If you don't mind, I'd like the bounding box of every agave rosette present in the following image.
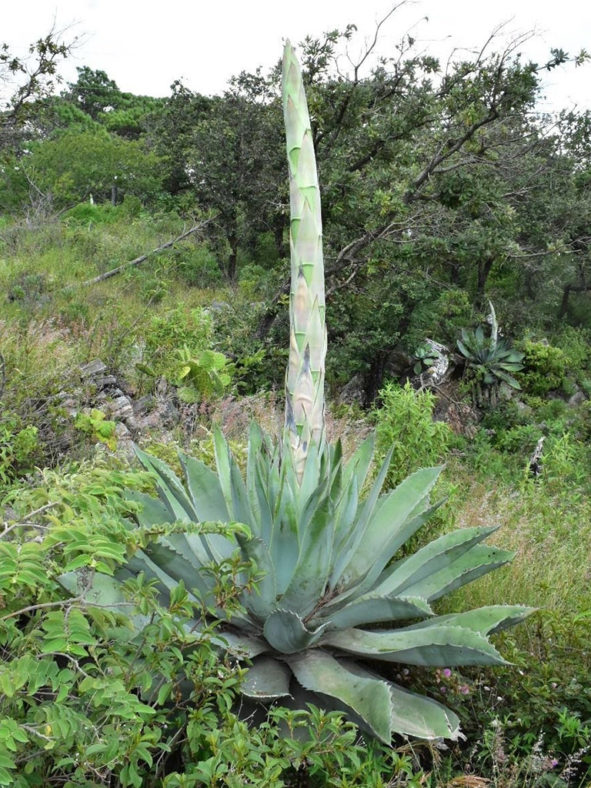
[59,43,532,744]
[61,426,531,742]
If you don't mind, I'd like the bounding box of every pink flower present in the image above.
[442,668,452,678]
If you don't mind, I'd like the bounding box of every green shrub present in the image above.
[176,243,224,288]
[374,381,451,490]
[0,459,410,787]
[521,340,568,395]
[140,305,213,382]
[0,412,39,487]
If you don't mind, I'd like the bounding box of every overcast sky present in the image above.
[4,0,590,112]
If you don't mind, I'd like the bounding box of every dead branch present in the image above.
[64,218,213,289]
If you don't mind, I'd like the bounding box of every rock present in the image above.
[79,359,107,379]
[134,395,155,416]
[93,375,118,389]
[108,395,134,421]
[338,374,365,406]
[568,390,587,407]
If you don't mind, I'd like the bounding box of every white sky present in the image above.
[3,0,590,112]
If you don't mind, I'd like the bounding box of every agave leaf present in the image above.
[246,423,273,542]
[402,544,515,601]
[328,446,394,590]
[389,679,460,739]
[269,447,300,593]
[263,609,327,654]
[178,451,229,522]
[218,630,269,659]
[369,525,498,599]
[322,624,507,666]
[126,490,171,528]
[241,656,292,700]
[319,594,433,630]
[235,534,277,620]
[135,447,195,523]
[58,570,150,632]
[406,605,535,636]
[141,538,215,603]
[342,433,375,497]
[343,660,460,740]
[337,467,443,591]
[330,474,359,561]
[212,426,252,526]
[493,369,522,389]
[456,338,473,359]
[287,650,393,743]
[352,491,445,600]
[125,548,190,598]
[279,493,335,615]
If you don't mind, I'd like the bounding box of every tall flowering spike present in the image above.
[282,41,327,482]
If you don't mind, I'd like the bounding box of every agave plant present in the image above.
[457,302,524,405]
[60,43,531,743]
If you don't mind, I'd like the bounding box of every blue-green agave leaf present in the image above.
[286,650,393,743]
[140,539,214,603]
[235,534,277,620]
[328,446,394,590]
[341,660,460,740]
[218,630,268,659]
[212,425,252,526]
[279,494,334,615]
[368,525,497,599]
[263,609,328,654]
[405,605,535,635]
[334,466,442,592]
[134,447,196,522]
[318,594,433,630]
[241,656,292,699]
[402,544,515,601]
[178,451,229,522]
[322,625,507,666]
[126,490,171,528]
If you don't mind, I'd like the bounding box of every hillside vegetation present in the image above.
[0,20,590,787]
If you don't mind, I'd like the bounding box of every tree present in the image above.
[2,128,164,210]
[0,30,74,151]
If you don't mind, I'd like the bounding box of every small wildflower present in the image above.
[442,668,452,678]
[459,685,470,695]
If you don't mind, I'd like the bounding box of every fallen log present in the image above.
[64,218,213,289]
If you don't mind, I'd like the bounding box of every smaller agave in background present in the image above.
[60,43,533,744]
[457,301,524,406]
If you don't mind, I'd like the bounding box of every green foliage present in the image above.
[175,346,232,403]
[140,305,213,381]
[175,242,224,288]
[521,340,569,395]
[0,412,39,486]
[17,129,164,207]
[374,382,451,490]
[74,408,117,451]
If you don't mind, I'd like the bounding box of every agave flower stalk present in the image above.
[283,41,327,483]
